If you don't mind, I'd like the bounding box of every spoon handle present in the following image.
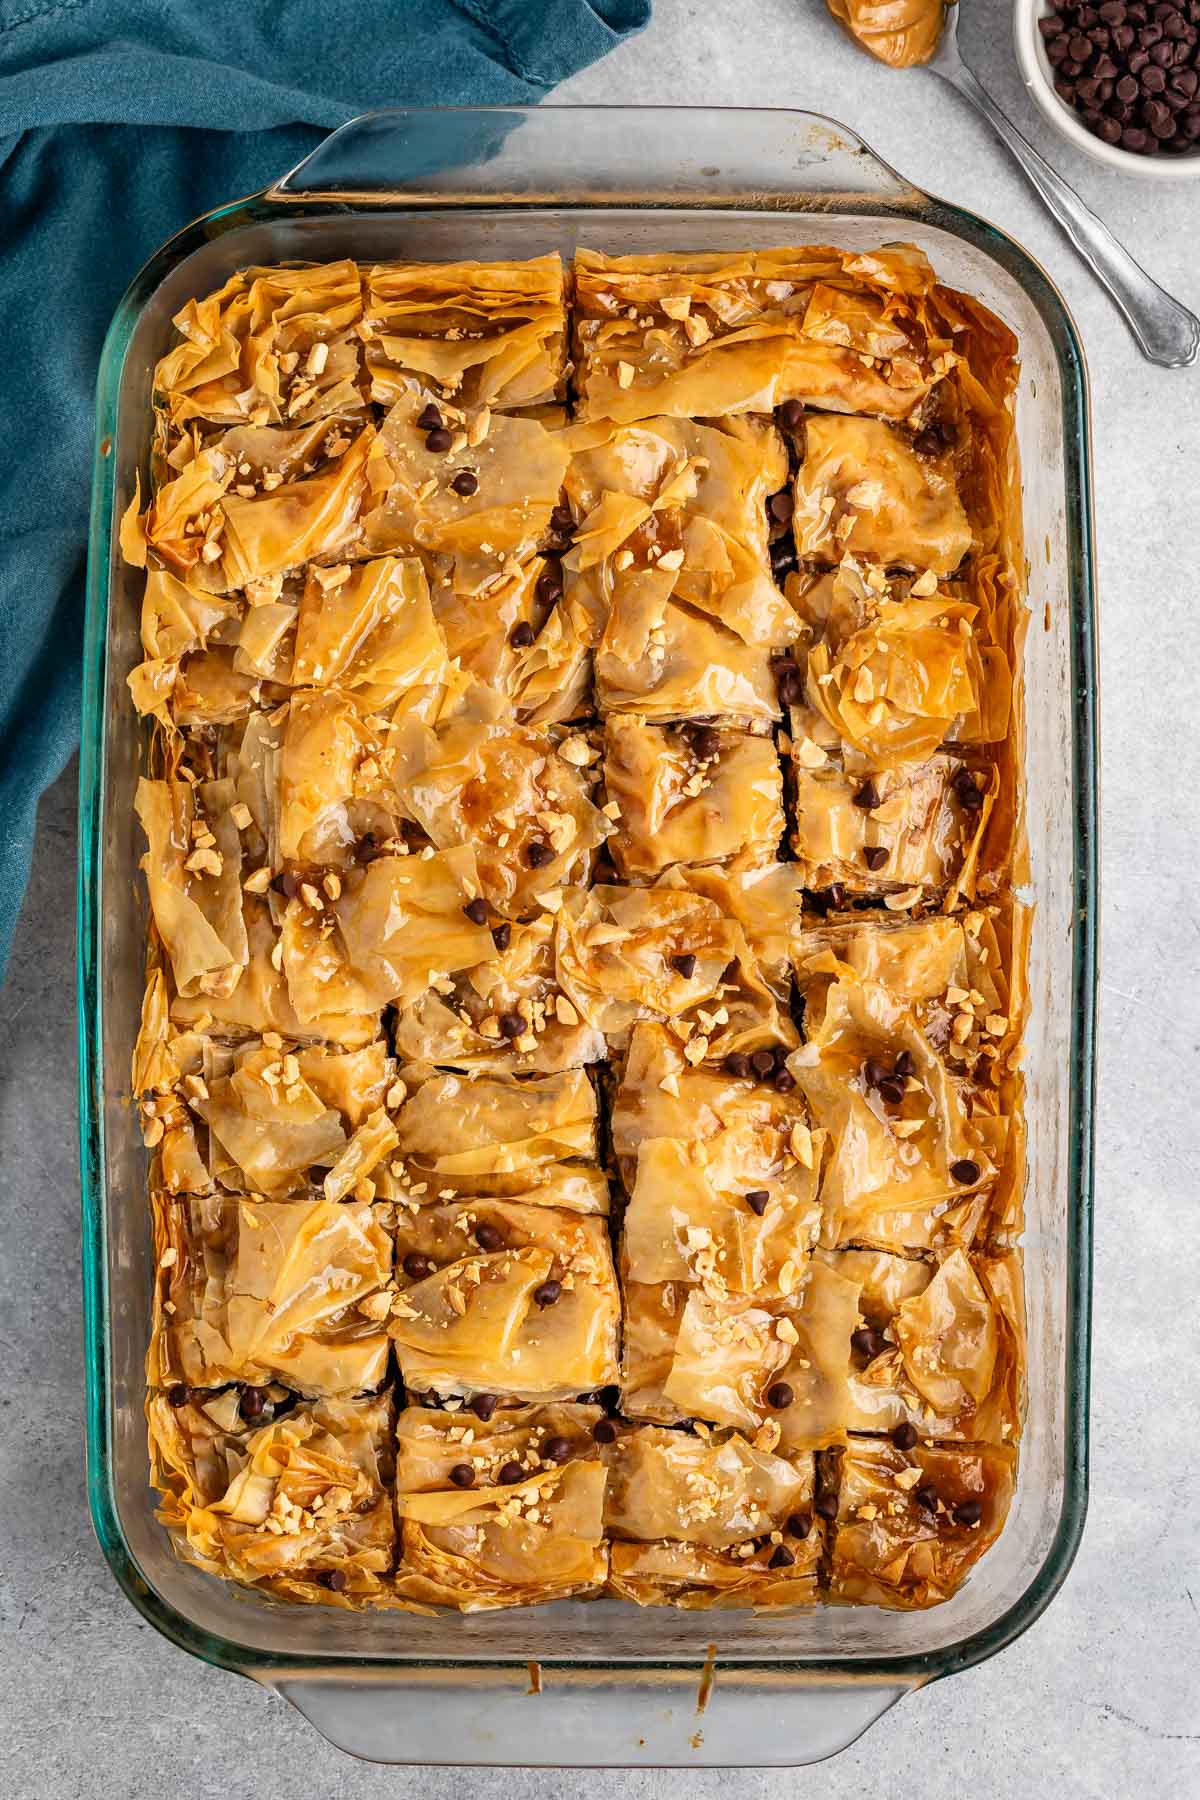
[940,57,1199,368]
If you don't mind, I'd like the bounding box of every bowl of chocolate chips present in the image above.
[1015,0,1200,173]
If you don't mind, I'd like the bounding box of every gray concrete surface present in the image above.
[2,0,1198,1793]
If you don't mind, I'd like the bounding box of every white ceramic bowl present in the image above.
[1013,0,1200,177]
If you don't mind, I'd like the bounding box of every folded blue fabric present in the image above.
[0,0,648,984]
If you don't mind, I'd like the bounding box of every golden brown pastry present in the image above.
[789,907,1026,1251]
[604,1426,820,1607]
[392,1067,603,1205]
[826,1437,1016,1607]
[619,1259,863,1450]
[563,413,795,723]
[386,693,608,920]
[389,1199,620,1403]
[573,247,947,423]
[148,1389,395,1604]
[391,912,606,1076]
[152,261,367,447]
[391,1402,607,1610]
[602,718,784,877]
[362,255,567,411]
[793,414,971,573]
[817,1245,1025,1441]
[554,877,797,1062]
[131,248,1028,1615]
[786,557,1013,766]
[148,1193,394,1396]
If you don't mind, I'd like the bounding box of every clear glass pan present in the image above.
[78,105,1097,1768]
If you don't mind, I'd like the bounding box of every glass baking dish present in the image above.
[78,105,1097,1769]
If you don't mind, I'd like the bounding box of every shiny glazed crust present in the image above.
[128,245,1028,1612]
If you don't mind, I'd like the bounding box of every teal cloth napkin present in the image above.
[0,0,648,982]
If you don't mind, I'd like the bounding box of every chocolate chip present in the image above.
[533,1279,562,1307]
[592,856,619,885]
[167,1384,191,1408]
[863,845,890,871]
[851,1327,885,1359]
[273,870,301,898]
[953,1499,984,1526]
[536,566,564,606]
[403,1252,433,1280]
[778,398,805,431]
[774,1069,796,1093]
[853,779,880,810]
[450,469,479,496]
[769,1543,796,1568]
[354,832,385,865]
[449,1463,476,1489]
[425,427,453,453]
[725,1052,752,1078]
[877,1075,906,1106]
[768,490,794,524]
[469,1394,499,1422]
[745,1189,770,1215]
[491,922,512,952]
[498,1011,525,1039]
[951,1158,980,1184]
[826,882,846,909]
[775,660,804,706]
[864,1057,890,1089]
[239,1386,268,1421]
[913,425,949,459]
[893,1050,915,1078]
[474,1222,504,1251]
[417,403,443,431]
[542,1435,572,1464]
[672,953,698,979]
[913,1483,939,1512]
[814,1492,839,1521]
[751,1049,777,1078]
[765,1380,794,1409]
[892,1421,919,1451]
[787,1512,812,1538]
[525,839,554,868]
[550,504,574,534]
[688,723,721,760]
[498,1461,525,1484]
[509,620,536,649]
[462,897,488,925]
[592,1418,618,1444]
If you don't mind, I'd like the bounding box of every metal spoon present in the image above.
[926,3,1199,367]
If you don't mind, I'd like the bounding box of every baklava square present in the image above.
[391,1402,607,1609]
[602,717,784,877]
[148,1193,394,1396]
[147,1388,395,1604]
[389,1199,620,1403]
[826,1437,1017,1609]
[604,1425,821,1608]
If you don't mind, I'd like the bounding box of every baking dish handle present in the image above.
[269,1669,919,1767]
[267,105,929,213]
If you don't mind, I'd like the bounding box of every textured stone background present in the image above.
[2,0,1198,1792]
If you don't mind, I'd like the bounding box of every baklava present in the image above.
[128,244,1028,1612]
